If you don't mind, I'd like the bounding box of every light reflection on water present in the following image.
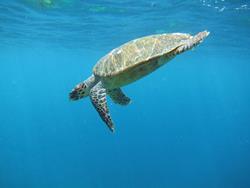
[0,0,249,50]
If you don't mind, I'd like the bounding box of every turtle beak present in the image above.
[69,89,80,101]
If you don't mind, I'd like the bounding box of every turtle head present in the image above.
[69,82,90,100]
[69,75,97,101]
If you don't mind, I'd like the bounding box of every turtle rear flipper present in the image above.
[175,31,210,54]
[108,88,131,105]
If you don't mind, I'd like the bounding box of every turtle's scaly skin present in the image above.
[93,31,209,89]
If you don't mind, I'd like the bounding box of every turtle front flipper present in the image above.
[108,88,131,105]
[90,82,115,132]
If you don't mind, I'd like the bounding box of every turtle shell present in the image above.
[93,31,209,89]
[93,33,192,77]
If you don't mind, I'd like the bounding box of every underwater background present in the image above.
[0,0,250,187]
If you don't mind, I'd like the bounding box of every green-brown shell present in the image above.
[93,33,192,77]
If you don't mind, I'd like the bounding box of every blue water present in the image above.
[1,0,250,187]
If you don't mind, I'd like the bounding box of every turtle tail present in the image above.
[175,30,210,54]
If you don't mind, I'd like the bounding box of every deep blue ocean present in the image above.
[1,0,250,188]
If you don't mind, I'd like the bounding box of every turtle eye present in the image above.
[80,91,85,96]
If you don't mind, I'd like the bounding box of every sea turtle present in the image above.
[69,31,209,132]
